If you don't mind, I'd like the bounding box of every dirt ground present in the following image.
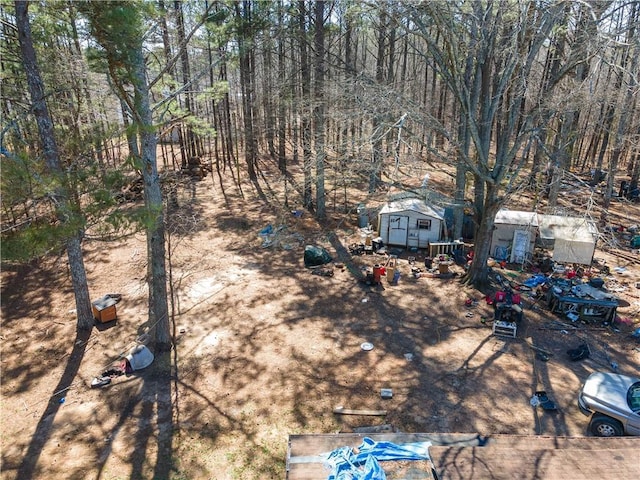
[1,163,640,479]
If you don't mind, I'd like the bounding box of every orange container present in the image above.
[92,295,118,323]
[373,265,385,283]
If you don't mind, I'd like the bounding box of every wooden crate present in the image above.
[92,295,118,323]
[492,320,517,338]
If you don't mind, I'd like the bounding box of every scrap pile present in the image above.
[258,224,305,250]
[417,254,458,278]
[544,276,619,324]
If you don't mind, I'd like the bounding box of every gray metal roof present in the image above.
[538,214,598,243]
[379,197,445,219]
[494,209,539,226]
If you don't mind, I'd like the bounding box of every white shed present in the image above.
[490,210,539,263]
[538,215,598,265]
[377,198,445,248]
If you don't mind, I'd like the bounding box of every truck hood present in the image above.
[581,372,636,413]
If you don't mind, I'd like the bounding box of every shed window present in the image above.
[417,219,431,230]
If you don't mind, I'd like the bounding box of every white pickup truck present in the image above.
[578,372,640,437]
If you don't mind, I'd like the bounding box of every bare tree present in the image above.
[602,3,639,213]
[406,1,579,286]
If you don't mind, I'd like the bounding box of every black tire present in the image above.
[494,307,509,322]
[589,414,624,437]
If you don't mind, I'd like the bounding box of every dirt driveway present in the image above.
[2,173,639,479]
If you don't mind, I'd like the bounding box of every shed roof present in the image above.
[494,209,539,226]
[430,435,640,479]
[379,197,444,219]
[286,433,640,480]
[538,215,598,243]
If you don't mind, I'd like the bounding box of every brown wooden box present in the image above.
[92,296,117,323]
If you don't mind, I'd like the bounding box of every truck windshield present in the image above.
[628,382,640,414]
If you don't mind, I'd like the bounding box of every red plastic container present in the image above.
[373,265,386,283]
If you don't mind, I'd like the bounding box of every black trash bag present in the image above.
[535,391,558,411]
[304,245,332,267]
[567,343,590,361]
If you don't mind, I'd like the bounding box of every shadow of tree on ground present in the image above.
[16,328,92,479]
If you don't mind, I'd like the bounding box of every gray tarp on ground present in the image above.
[304,245,332,267]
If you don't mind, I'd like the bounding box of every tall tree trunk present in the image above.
[133,40,171,351]
[466,186,501,287]
[547,117,571,208]
[83,2,171,350]
[174,0,198,163]
[337,10,353,210]
[299,0,313,208]
[595,105,614,171]
[216,45,235,174]
[603,6,638,214]
[235,0,258,182]
[262,27,276,159]
[369,7,386,193]
[204,0,219,177]
[15,0,93,331]
[120,97,139,161]
[277,0,287,174]
[630,130,640,186]
[69,9,107,176]
[314,1,326,219]
[385,17,397,158]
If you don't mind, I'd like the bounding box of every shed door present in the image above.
[510,230,530,263]
[388,215,409,246]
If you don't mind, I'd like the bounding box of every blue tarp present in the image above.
[259,224,273,236]
[523,274,549,288]
[325,437,432,480]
